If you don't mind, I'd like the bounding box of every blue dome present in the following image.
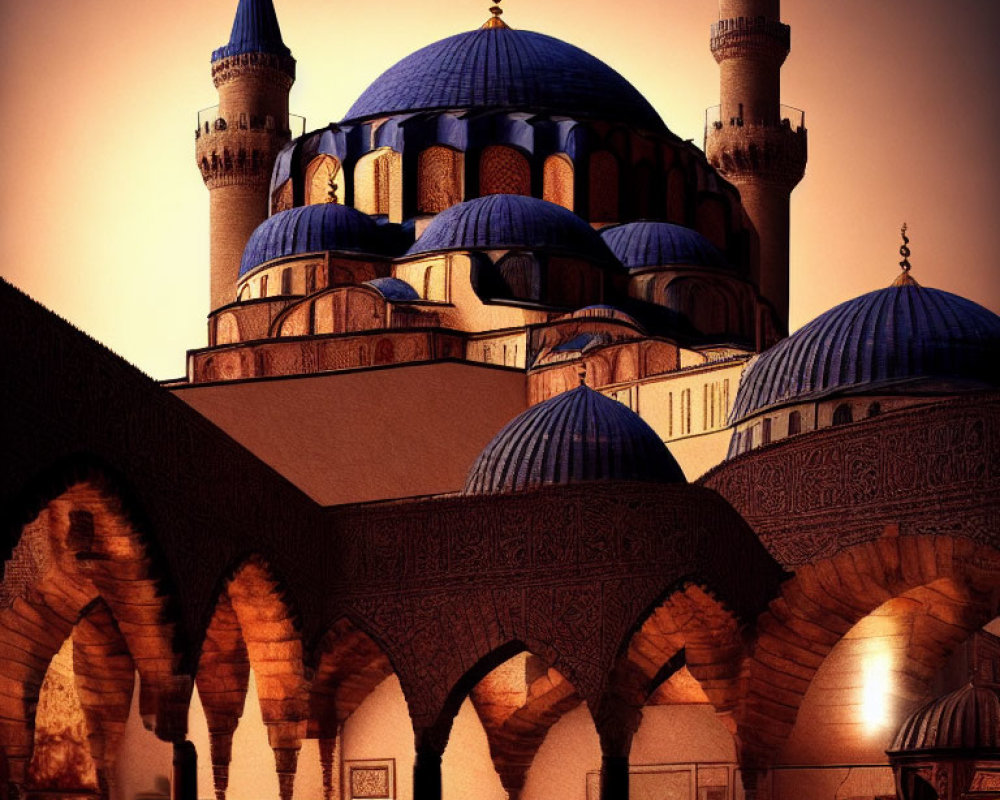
[407,194,616,262]
[731,283,1000,422]
[464,384,685,494]
[240,205,382,277]
[600,222,729,271]
[343,27,666,133]
[212,0,292,62]
[365,277,419,301]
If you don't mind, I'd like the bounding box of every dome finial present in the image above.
[482,0,509,29]
[892,222,920,287]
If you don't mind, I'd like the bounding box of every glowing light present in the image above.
[861,652,891,730]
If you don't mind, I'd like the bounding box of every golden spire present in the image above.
[892,222,920,287]
[482,0,508,29]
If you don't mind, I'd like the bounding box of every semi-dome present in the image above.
[343,26,666,133]
[407,194,616,262]
[890,683,1000,753]
[464,383,685,495]
[365,277,419,301]
[240,204,382,277]
[730,282,1000,422]
[600,222,729,271]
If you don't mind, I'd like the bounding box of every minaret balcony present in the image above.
[195,105,305,140]
[704,105,807,188]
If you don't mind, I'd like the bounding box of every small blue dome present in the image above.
[464,384,685,494]
[600,222,729,271]
[365,277,419,301]
[212,0,292,62]
[407,195,615,262]
[344,27,665,133]
[730,283,1000,422]
[240,205,381,277]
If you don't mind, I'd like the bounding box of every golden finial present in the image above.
[577,362,588,387]
[482,0,508,29]
[892,222,919,287]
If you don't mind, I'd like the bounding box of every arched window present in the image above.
[355,148,403,221]
[479,146,531,196]
[762,417,772,445]
[280,268,293,295]
[259,274,268,297]
[588,151,619,222]
[867,401,882,418]
[304,155,342,205]
[833,404,853,426]
[271,179,293,213]
[497,253,541,301]
[787,410,802,436]
[417,146,463,213]
[542,154,574,210]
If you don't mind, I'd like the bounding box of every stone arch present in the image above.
[599,583,744,759]
[425,641,585,800]
[738,537,1000,769]
[479,146,531,197]
[304,154,342,206]
[497,252,542,302]
[0,464,183,785]
[354,148,403,221]
[542,154,574,211]
[417,146,464,213]
[588,151,619,223]
[217,554,309,800]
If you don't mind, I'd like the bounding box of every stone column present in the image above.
[413,746,443,800]
[172,740,198,800]
[600,754,629,800]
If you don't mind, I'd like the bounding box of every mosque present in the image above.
[2,0,999,799]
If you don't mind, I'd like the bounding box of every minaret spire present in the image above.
[704,0,807,342]
[196,0,297,313]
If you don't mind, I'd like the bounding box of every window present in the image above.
[480,146,530,196]
[280,268,292,295]
[788,410,802,436]
[833,404,853,426]
[867,401,882,418]
[543,154,574,210]
[762,417,772,445]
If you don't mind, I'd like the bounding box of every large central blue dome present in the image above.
[343,27,666,133]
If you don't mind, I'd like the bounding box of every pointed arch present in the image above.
[0,467,183,783]
[222,554,309,800]
[304,155,343,206]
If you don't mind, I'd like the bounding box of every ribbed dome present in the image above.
[464,384,685,495]
[240,205,382,277]
[600,222,729,271]
[408,195,615,262]
[343,27,665,133]
[731,284,1000,422]
[891,683,1000,752]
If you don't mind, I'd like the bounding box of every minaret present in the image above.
[196,0,295,312]
[705,0,806,338]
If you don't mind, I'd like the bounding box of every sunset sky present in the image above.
[1,0,998,379]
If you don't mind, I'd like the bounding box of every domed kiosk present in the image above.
[464,381,685,494]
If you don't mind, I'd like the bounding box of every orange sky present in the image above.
[1,0,998,379]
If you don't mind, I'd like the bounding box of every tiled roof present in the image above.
[407,194,615,262]
[464,384,685,494]
[344,27,665,132]
[212,0,291,61]
[240,204,382,276]
[730,284,1000,422]
[600,222,729,271]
